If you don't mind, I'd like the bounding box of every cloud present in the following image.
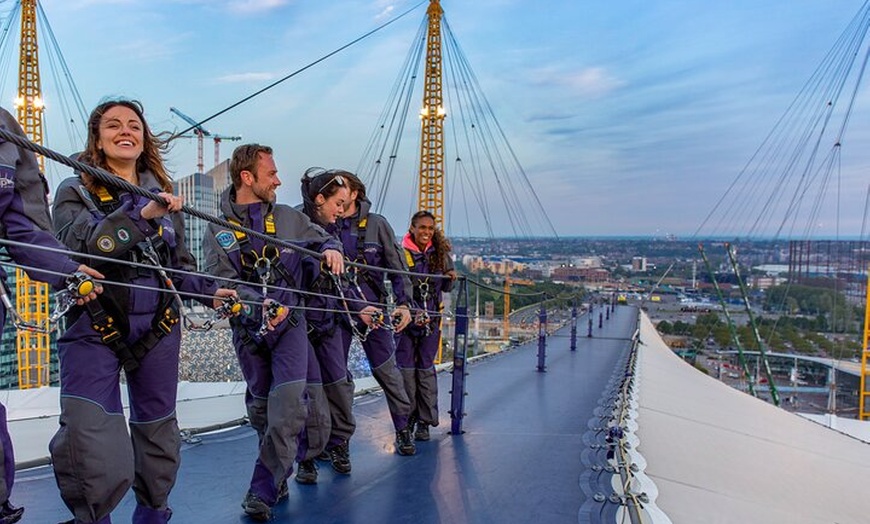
[226,0,289,14]
[214,72,278,83]
[529,66,625,98]
[374,3,395,21]
[526,112,575,123]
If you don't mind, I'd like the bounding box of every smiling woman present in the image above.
[48,99,234,524]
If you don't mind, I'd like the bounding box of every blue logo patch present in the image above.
[0,165,14,190]
[216,230,236,250]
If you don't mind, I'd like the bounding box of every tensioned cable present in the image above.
[0,127,456,284]
[168,1,427,142]
[0,236,485,319]
[0,258,390,318]
[0,237,418,314]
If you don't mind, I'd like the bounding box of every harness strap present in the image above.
[353,217,386,301]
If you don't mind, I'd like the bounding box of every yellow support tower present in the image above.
[417,0,445,228]
[859,268,870,420]
[418,1,446,363]
[13,0,52,389]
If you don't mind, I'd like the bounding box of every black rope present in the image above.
[168,1,427,140]
[0,126,453,283]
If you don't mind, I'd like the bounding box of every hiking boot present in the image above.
[295,459,318,485]
[276,479,289,503]
[395,427,416,456]
[0,502,23,524]
[328,441,352,474]
[414,422,430,441]
[316,450,331,462]
[241,491,271,522]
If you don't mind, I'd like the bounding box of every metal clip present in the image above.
[0,279,48,333]
[187,295,242,332]
[49,271,96,323]
[257,300,286,337]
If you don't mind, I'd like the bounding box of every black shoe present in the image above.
[295,459,318,485]
[395,428,416,456]
[276,479,289,503]
[414,422,430,441]
[328,441,352,474]
[315,450,331,462]
[241,491,271,522]
[0,502,23,524]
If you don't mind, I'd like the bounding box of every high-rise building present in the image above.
[173,160,230,271]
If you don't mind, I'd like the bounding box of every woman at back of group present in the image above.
[297,168,377,481]
[328,172,416,465]
[50,99,233,524]
[395,211,456,441]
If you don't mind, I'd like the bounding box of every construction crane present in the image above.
[170,107,241,173]
[12,0,51,388]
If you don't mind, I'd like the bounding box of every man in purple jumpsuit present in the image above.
[203,144,343,521]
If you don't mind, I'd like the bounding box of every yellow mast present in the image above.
[14,0,51,389]
[859,267,870,419]
[418,1,447,362]
[418,0,445,228]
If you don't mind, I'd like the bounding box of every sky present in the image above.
[1,0,869,238]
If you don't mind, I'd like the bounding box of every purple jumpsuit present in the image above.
[50,171,218,524]
[0,107,81,519]
[395,233,455,428]
[336,199,413,433]
[203,186,340,509]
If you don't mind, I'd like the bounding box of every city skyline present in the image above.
[2,0,869,238]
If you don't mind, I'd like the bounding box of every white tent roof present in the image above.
[636,312,870,523]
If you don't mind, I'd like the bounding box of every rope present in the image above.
[168,1,428,141]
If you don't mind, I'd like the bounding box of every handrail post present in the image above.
[449,277,469,434]
[536,300,547,372]
[570,301,577,351]
[587,302,594,337]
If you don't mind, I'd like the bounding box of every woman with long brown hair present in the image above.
[50,99,233,524]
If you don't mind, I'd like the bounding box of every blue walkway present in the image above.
[18,307,636,523]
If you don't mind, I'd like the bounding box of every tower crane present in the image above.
[170,107,241,173]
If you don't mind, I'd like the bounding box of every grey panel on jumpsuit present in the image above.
[130,415,181,510]
[261,381,307,484]
[49,398,134,523]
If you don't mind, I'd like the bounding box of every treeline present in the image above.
[460,278,582,315]
[656,312,859,359]
[764,284,863,333]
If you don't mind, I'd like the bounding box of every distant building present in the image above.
[551,265,609,283]
[173,161,230,271]
[571,256,603,268]
[460,255,526,275]
[631,256,647,272]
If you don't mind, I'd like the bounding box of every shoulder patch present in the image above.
[0,165,14,190]
[97,235,116,253]
[216,230,237,250]
[116,227,131,244]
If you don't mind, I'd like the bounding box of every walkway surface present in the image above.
[17,307,637,523]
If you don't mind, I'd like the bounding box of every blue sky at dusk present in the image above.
[2,0,868,238]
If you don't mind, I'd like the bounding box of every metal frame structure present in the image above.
[417,0,445,227]
[14,0,51,389]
